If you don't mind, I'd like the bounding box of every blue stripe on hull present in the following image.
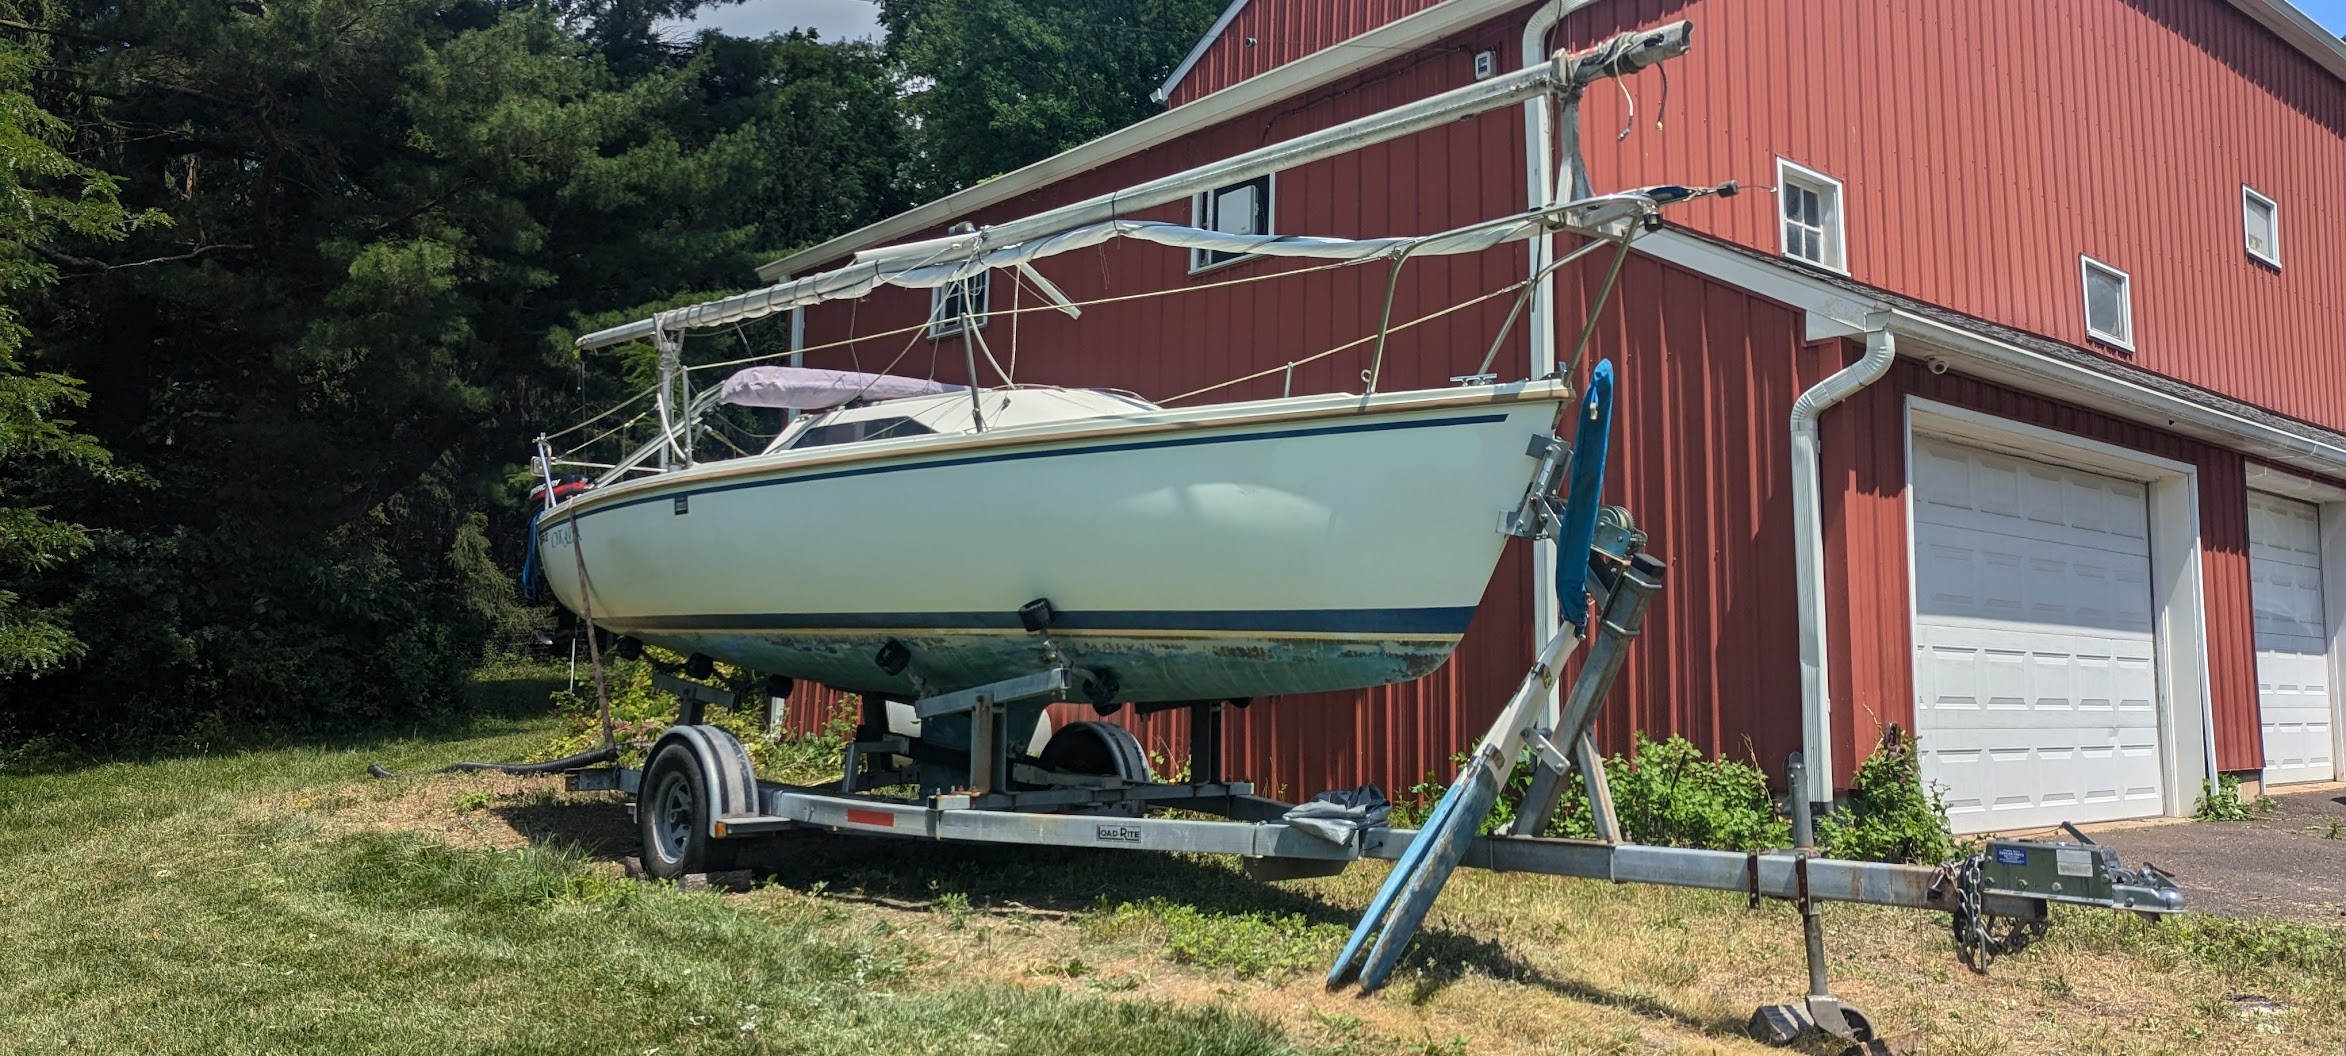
[601,606,1477,637]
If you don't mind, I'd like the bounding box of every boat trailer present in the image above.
[562,358,2183,1053]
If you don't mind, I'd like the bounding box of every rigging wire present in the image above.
[540,382,658,443]
[1159,274,1538,406]
[556,410,652,459]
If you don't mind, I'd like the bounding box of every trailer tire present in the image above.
[638,743,737,879]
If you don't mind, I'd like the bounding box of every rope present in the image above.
[561,502,619,751]
[540,383,659,443]
[557,411,650,459]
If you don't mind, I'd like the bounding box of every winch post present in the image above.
[1509,550,1663,839]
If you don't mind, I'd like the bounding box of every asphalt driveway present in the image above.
[2080,785,2346,924]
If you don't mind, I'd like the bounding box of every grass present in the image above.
[1,662,2340,1055]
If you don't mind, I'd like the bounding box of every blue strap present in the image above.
[1554,359,1616,636]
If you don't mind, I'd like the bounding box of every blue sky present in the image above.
[683,1,2346,51]
[685,0,879,41]
[2298,0,2346,33]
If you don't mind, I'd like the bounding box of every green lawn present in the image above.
[0,667,1283,1056]
[1,664,2340,1056]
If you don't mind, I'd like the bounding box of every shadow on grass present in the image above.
[1,662,572,779]
[492,794,638,861]
[491,800,1735,1012]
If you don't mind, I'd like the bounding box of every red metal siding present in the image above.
[1822,359,2266,774]
[1167,0,1450,107]
[1553,0,2346,436]
[762,0,2314,794]
[1181,0,2346,436]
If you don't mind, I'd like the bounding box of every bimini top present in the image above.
[716,366,965,411]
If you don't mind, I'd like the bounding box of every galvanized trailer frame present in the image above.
[538,20,2184,1053]
[569,639,2183,1053]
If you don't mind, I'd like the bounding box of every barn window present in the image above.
[1775,159,1845,273]
[2080,255,2134,349]
[928,272,990,339]
[1191,174,1274,272]
[2242,185,2279,267]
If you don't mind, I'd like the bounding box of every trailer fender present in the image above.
[649,725,761,836]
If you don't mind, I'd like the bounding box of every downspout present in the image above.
[1523,0,1595,728]
[1791,326,1896,806]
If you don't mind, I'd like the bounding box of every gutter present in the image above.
[1790,325,1896,806]
[2226,0,2346,85]
[1879,309,2346,476]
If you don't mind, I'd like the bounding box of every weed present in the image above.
[1817,731,1956,863]
[1405,1035,1469,1056]
[1083,897,1339,980]
[934,887,974,929]
[2192,774,2273,821]
[1308,1007,1367,1039]
[540,646,858,784]
[2324,819,2343,841]
[454,789,493,813]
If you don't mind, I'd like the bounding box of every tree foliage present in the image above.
[0,0,1214,747]
[0,25,140,677]
[879,0,1224,195]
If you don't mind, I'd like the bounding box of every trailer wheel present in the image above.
[1038,721,1152,817]
[639,743,736,878]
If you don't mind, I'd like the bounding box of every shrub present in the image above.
[1394,733,1788,852]
[539,645,855,783]
[1816,732,1955,863]
[2191,773,2272,821]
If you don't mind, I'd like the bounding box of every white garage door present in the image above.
[1911,437,2163,833]
[2249,492,2336,785]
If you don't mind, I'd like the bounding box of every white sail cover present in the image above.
[716,366,964,410]
[576,191,1666,351]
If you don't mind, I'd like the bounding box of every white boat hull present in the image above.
[537,381,1569,703]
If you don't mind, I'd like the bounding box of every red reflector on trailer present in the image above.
[845,808,895,828]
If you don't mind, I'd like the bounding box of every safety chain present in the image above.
[1941,855,2048,972]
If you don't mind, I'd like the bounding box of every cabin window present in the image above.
[2242,185,2279,267]
[790,416,934,450]
[1191,174,1274,271]
[2080,255,2134,349]
[928,273,989,339]
[1775,159,1845,273]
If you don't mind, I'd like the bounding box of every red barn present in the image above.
[757,0,2346,832]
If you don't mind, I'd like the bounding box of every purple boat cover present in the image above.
[716,366,965,410]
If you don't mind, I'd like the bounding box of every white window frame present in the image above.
[1774,158,1847,274]
[927,271,990,339]
[2242,184,2280,268]
[1189,173,1275,274]
[2079,254,2134,351]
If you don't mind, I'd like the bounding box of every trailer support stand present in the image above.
[1750,753,1876,1049]
[1190,702,1224,785]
